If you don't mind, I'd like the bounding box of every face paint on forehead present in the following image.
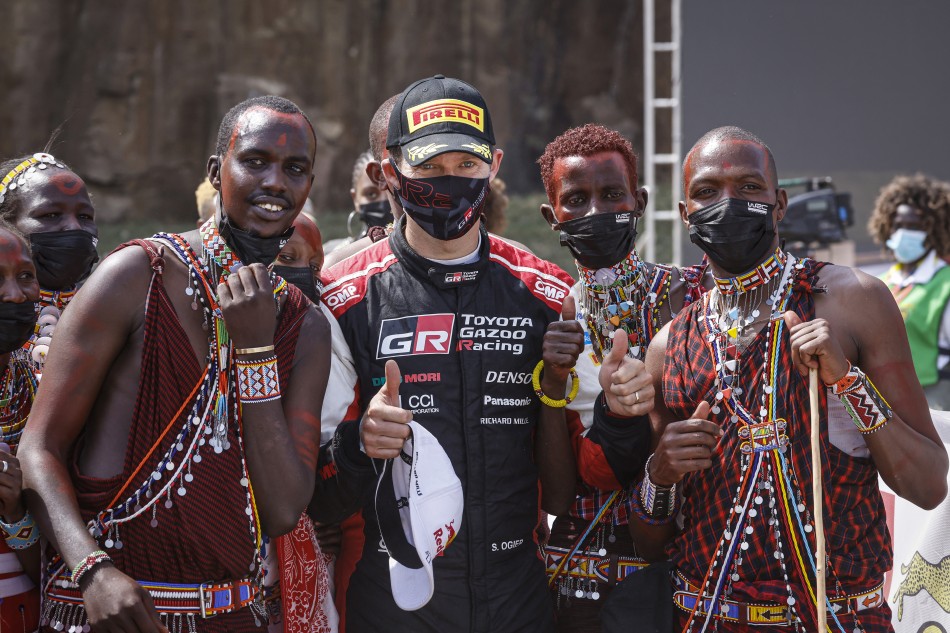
[50,172,85,196]
[0,232,30,264]
[229,107,312,153]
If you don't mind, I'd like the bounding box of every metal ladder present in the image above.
[641,0,683,266]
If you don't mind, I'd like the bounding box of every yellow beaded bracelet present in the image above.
[531,360,580,408]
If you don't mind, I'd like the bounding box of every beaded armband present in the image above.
[0,511,39,550]
[531,361,580,408]
[829,363,893,435]
[72,550,112,586]
[236,355,281,403]
[634,454,678,524]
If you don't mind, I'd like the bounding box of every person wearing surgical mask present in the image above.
[0,151,99,376]
[870,174,950,409]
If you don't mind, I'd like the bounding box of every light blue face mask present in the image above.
[886,228,929,264]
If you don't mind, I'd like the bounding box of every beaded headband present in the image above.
[0,153,66,206]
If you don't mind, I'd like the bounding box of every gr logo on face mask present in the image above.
[377,314,456,359]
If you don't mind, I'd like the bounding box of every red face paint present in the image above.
[52,173,84,196]
[277,133,287,147]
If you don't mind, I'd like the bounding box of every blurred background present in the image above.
[2,0,948,272]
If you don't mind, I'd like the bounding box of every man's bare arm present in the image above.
[801,267,948,509]
[217,265,330,536]
[19,247,166,632]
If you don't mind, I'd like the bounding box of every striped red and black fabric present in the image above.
[66,239,309,632]
[662,258,893,632]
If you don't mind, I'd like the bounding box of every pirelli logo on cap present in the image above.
[407,99,485,134]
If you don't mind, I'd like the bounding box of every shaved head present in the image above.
[369,94,399,162]
[684,126,777,190]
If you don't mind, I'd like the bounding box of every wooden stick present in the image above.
[810,367,827,632]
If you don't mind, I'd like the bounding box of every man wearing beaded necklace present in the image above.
[0,222,42,630]
[20,96,331,632]
[535,124,708,630]
[634,126,948,632]
[316,75,577,633]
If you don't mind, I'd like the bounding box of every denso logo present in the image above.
[325,283,359,308]
[534,279,566,302]
[747,202,770,213]
[485,371,531,384]
[377,314,455,359]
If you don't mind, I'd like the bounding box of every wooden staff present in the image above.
[809,367,827,632]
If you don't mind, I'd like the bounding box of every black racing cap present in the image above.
[386,74,496,166]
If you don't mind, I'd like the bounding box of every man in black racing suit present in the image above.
[313,75,582,633]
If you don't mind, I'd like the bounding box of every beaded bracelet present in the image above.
[236,355,281,403]
[531,360,580,408]
[0,511,39,550]
[639,454,678,520]
[72,550,112,586]
[828,363,893,435]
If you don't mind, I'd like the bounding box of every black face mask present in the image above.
[0,301,37,354]
[559,211,639,270]
[272,265,321,303]
[391,162,489,241]
[219,215,294,267]
[29,230,99,290]
[360,200,392,229]
[688,198,776,274]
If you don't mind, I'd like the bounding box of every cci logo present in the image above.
[377,313,456,359]
[534,279,566,302]
[325,283,359,308]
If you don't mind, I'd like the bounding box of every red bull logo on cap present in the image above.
[407,99,484,134]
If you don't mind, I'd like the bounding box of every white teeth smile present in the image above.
[258,203,284,212]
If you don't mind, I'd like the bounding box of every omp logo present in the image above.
[460,142,491,160]
[404,372,441,383]
[377,314,455,359]
[747,202,770,213]
[325,283,359,308]
[616,212,631,222]
[406,99,485,134]
[407,143,448,163]
[534,279,566,302]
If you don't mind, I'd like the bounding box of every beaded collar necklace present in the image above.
[25,288,78,373]
[578,250,672,362]
[0,351,36,450]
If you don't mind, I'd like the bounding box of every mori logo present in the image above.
[377,314,456,359]
[325,283,359,308]
[747,202,770,213]
[534,279,566,302]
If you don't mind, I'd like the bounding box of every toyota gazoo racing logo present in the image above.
[325,283,359,308]
[445,271,478,284]
[534,279,566,302]
[377,313,455,359]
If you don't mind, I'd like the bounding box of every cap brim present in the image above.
[389,556,434,611]
[401,132,493,166]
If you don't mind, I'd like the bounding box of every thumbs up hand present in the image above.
[598,330,654,417]
[360,360,413,459]
[538,296,585,400]
[649,400,722,487]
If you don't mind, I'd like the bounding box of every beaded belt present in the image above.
[44,575,261,629]
[545,544,647,585]
[673,571,885,626]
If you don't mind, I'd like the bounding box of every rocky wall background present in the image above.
[0,0,662,222]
